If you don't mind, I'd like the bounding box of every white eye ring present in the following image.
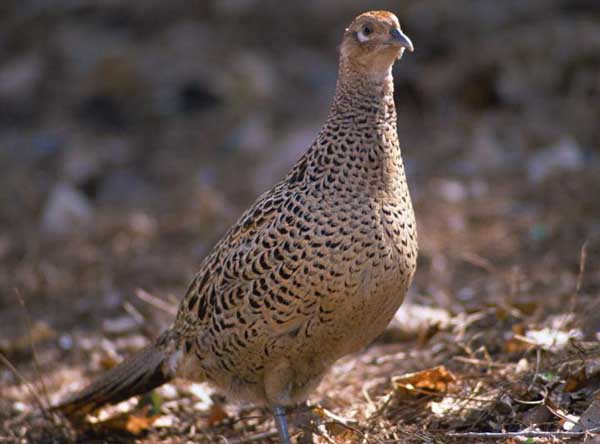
[357,30,370,43]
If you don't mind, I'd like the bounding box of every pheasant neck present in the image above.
[332,63,395,118]
[287,62,406,198]
[322,65,405,196]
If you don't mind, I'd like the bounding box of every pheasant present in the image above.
[54,11,417,444]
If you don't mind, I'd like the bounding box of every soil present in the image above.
[1,1,599,443]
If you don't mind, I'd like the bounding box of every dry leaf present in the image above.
[308,407,359,441]
[564,368,588,392]
[95,406,158,435]
[504,337,533,354]
[207,403,228,426]
[392,365,456,397]
[504,324,533,353]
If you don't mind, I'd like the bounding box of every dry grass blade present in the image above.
[0,352,47,414]
[14,288,51,413]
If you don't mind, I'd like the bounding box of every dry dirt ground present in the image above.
[1,1,600,443]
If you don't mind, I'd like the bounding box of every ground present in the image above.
[1,1,600,443]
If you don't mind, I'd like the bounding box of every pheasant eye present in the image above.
[357,25,373,42]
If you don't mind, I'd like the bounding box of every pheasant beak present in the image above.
[390,28,414,52]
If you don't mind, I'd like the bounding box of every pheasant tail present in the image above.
[52,340,172,417]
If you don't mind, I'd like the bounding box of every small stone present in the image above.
[41,182,94,238]
[97,170,154,206]
[528,138,584,182]
[62,147,103,185]
[0,53,43,102]
[102,316,139,335]
[128,212,158,237]
[436,178,467,203]
[228,115,272,155]
[157,383,178,400]
[58,334,73,350]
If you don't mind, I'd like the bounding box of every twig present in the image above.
[452,356,511,369]
[448,427,600,439]
[315,406,359,426]
[226,414,268,426]
[123,301,145,324]
[527,347,542,391]
[571,240,588,312]
[460,252,499,275]
[226,429,279,443]
[15,288,51,412]
[0,352,47,413]
[320,412,365,439]
[135,288,178,316]
[545,401,579,426]
[512,334,540,347]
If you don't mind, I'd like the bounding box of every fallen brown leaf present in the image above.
[207,402,228,426]
[564,368,587,392]
[95,405,158,435]
[392,365,456,397]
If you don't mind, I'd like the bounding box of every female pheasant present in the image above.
[54,11,417,444]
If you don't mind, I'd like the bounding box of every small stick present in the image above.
[570,240,588,313]
[526,347,542,393]
[452,356,511,368]
[448,427,600,439]
[15,288,50,411]
[135,288,177,316]
[315,406,359,426]
[227,429,279,443]
[0,352,47,413]
[123,301,145,324]
[460,252,498,275]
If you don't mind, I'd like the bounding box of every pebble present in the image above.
[41,182,94,238]
[102,316,139,335]
[0,53,43,102]
[528,138,584,182]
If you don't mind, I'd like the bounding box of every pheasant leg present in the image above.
[273,405,291,444]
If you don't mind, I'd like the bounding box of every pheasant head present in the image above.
[339,11,413,83]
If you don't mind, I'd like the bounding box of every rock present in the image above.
[435,178,467,203]
[220,50,280,105]
[97,170,154,206]
[61,136,133,185]
[470,126,511,172]
[58,334,73,350]
[61,147,104,186]
[41,182,94,238]
[224,115,272,155]
[214,0,260,16]
[0,53,43,103]
[528,138,585,182]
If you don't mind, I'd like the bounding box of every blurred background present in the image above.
[1,0,600,401]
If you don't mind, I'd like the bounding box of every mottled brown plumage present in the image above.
[54,11,417,443]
